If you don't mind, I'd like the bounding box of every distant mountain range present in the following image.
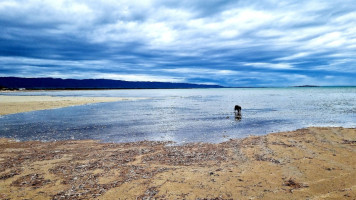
[0,77,223,89]
[293,85,319,87]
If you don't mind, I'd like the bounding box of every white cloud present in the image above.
[1,0,356,86]
[0,1,18,9]
[242,62,294,70]
[333,11,356,23]
[275,52,312,61]
[162,68,240,76]
[307,32,346,48]
[91,73,183,82]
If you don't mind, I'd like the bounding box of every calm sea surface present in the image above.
[0,87,355,144]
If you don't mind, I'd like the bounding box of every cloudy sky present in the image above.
[0,0,355,86]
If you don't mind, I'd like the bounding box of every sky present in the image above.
[0,0,355,87]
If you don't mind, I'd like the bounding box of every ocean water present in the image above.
[0,87,355,144]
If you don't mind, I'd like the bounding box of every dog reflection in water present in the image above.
[234,105,242,121]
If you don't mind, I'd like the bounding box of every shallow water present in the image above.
[0,87,355,144]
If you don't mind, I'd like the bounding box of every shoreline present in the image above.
[1,127,355,199]
[0,95,145,116]
[1,94,355,199]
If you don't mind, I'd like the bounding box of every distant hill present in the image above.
[0,77,223,89]
[293,85,320,87]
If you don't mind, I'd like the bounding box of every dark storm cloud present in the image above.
[0,0,355,86]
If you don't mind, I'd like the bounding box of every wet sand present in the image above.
[0,95,143,115]
[1,127,355,199]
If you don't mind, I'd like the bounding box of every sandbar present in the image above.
[0,95,143,115]
[0,127,355,199]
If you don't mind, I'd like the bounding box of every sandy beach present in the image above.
[0,94,355,199]
[0,95,143,116]
[0,127,355,199]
